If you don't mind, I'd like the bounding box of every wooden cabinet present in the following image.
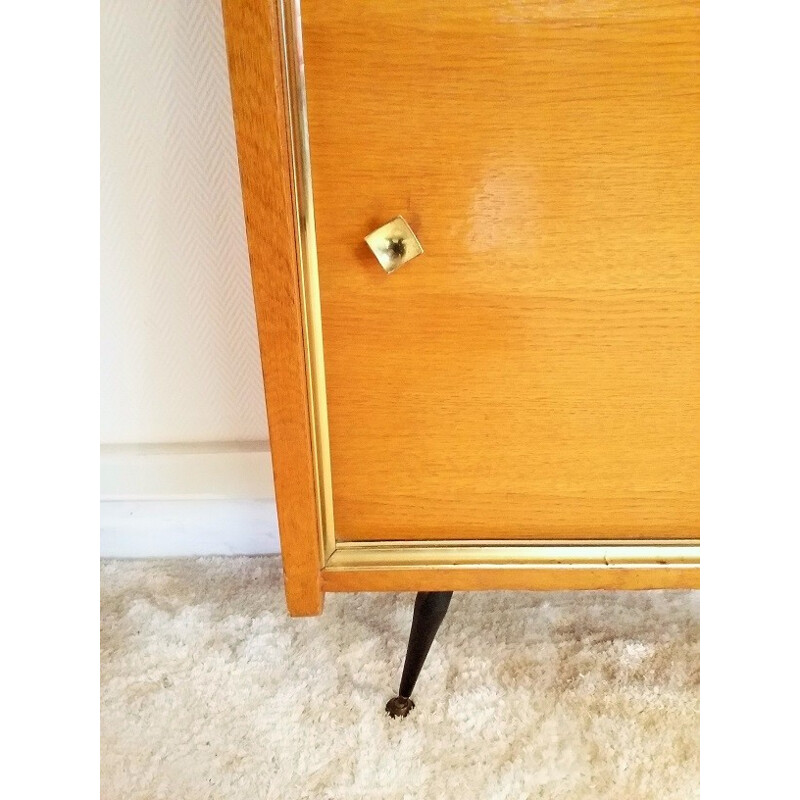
[223,0,699,616]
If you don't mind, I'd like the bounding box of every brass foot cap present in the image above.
[385,696,415,718]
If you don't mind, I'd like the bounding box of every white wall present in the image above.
[101,0,278,553]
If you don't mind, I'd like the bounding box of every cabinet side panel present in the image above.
[222,0,323,615]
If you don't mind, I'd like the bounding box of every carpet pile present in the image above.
[100,557,699,799]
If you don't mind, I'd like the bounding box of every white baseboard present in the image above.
[100,441,274,500]
[100,442,280,557]
[100,499,280,557]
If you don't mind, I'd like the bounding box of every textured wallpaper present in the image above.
[100,0,267,444]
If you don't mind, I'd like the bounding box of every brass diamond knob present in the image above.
[364,216,424,274]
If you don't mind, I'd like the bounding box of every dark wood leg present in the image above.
[385,591,453,718]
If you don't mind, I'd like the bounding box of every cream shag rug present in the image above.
[100,557,699,799]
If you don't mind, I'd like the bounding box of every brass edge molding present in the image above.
[325,542,700,572]
[336,538,700,550]
[278,0,336,562]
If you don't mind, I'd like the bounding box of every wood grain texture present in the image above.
[302,0,699,542]
[222,0,324,615]
[322,567,700,593]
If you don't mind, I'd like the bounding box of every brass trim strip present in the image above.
[326,541,700,572]
[278,0,336,562]
[336,538,699,550]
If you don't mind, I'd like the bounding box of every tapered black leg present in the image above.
[386,591,453,718]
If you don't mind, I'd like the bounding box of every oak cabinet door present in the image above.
[300,0,699,544]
